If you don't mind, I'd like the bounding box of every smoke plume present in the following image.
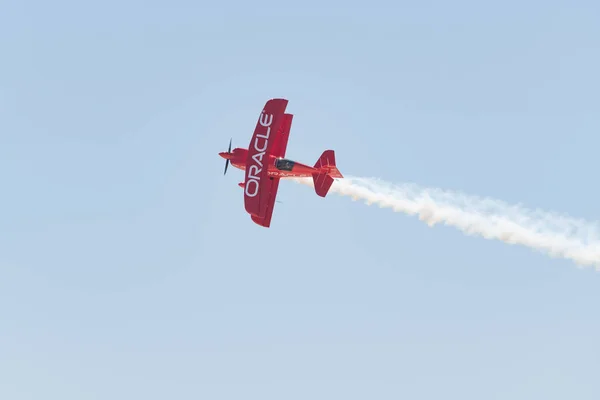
[295,176,600,270]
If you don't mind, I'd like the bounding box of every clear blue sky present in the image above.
[2,1,600,399]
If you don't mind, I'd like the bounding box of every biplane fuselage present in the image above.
[219,148,343,180]
[219,98,343,228]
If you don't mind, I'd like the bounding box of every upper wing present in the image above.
[270,113,293,159]
[244,98,288,219]
[250,177,280,228]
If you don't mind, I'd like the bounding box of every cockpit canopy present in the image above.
[275,158,295,171]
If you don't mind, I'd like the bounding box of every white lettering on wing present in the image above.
[245,109,273,198]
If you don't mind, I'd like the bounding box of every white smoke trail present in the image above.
[294,176,600,270]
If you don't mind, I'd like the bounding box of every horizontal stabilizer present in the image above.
[314,150,343,178]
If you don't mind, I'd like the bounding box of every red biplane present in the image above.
[219,98,343,228]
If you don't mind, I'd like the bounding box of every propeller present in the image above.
[223,138,232,175]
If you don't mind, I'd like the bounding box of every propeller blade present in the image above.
[223,138,232,175]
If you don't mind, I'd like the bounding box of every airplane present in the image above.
[219,98,343,228]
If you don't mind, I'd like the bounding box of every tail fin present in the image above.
[312,172,334,197]
[313,150,343,179]
[312,150,343,197]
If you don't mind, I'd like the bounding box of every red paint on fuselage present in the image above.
[219,148,342,179]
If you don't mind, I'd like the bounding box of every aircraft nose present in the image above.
[219,152,232,160]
